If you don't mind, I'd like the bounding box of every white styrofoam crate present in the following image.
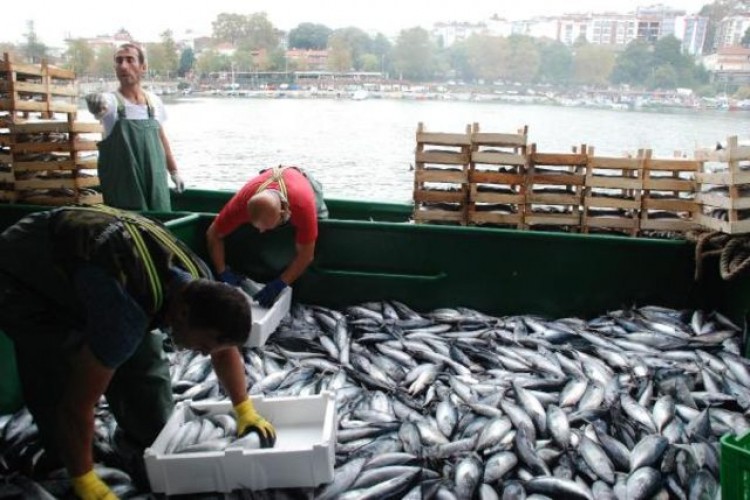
[144,391,336,495]
[245,286,292,348]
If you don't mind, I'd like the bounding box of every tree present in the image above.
[742,27,750,48]
[64,39,95,77]
[648,65,679,90]
[327,33,353,71]
[371,33,392,75]
[611,40,653,85]
[504,35,540,83]
[178,48,195,77]
[288,23,332,50]
[195,50,231,77]
[328,27,372,70]
[144,30,179,79]
[92,46,115,79]
[212,13,248,45]
[463,34,508,83]
[573,44,615,86]
[537,40,572,84]
[392,27,438,81]
[22,21,46,64]
[243,13,280,51]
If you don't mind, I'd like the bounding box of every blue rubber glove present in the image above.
[217,267,243,287]
[253,278,287,308]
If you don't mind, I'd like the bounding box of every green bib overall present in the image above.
[97,93,171,211]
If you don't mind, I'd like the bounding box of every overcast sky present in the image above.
[5,0,709,47]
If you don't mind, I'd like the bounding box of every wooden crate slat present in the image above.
[15,176,99,190]
[531,153,588,166]
[583,216,639,229]
[470,171,524,184]
[471,132,526,148]
[525,213,581,226]
[699,214,750,234]
[0,172,14,183]
[468,212,523,225]
[588,156,643,169]
[0,154,11,163]
[415,169,467,184]
[0,190,18,202]
[416,150,470,165]
[528,192,581,205]
[698,193,750,210]
[414,189,465,203]
[584,196,640,210]
[529,173,585,186]
[587,176,642,190]
[643,177,695,191]
[472,191,524,204]
[416,132,471,146]
[697,171,750,185]
[0,61,45,76]
[642,198,697,211]
[472,151,526,166]
[13,160,76,172]
[0,100,78,113]
[9,81,78,97]
[11,121,101,134]
[640,218,697,231]
[414,210,465,222]
[645,158,701,171]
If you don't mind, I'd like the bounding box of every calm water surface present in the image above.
[158,98,748,203]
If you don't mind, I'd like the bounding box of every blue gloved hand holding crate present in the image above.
[253,278,287,308]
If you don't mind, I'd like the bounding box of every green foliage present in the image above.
[392,27,438,81]
[212,12,279,51]
[573,44,615,86]
[328,27,372,71]
[537,41,573,84]
[288,23,332,50]
[64,39,95,76]
[611,40,653,84]
[505,35,540,83]
[178,48,195,77]
[195,49,231,77]
[734,85,750,99]
[742,27,750,48]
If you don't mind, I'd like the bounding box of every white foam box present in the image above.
[246,286,292,348]
[144,391,336,495]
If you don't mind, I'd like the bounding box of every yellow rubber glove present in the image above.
[234,399,277,448]
[71,470,118,500]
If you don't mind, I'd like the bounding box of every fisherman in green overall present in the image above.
[86,43,185,211]
[0,206,276,500]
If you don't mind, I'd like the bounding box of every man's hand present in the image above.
[253,278,287,308]
[71,470,117,500]
[84,93,108,119]
[170,171,186,193]
[234,399,276,448]
[217,267,243,287]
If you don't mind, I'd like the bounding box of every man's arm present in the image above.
[206,221,228,274]
[158,127,179,175]
[57,345,114,476]
[210,347,247,405]
[279,240,315,286]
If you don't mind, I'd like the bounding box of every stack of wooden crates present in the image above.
[412,122,715,237]
[696,136,750,234]
[0,53,101,205]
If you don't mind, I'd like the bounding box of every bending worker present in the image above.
[0,205,275,500]
[86,43,184,211]
[206,165,327,307]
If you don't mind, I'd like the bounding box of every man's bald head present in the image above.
[247,191,283,233]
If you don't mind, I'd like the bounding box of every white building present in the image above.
[715,14,750,49]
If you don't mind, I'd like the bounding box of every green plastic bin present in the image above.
[721,432,750,499]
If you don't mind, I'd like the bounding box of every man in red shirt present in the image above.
[206,166,327,307]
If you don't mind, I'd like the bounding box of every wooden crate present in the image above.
[696,136,750,234]
[413,122,472,225]
[0,53,78,116]
[525,144,588,230]
[0,54,102,205]
[468,124,528,228]
[640,150,699,235]
[582,149,644,235]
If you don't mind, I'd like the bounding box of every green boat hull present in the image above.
[0,189,746,413]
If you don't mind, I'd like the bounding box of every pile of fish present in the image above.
[1,301,749,499]
[161,410,262,454]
